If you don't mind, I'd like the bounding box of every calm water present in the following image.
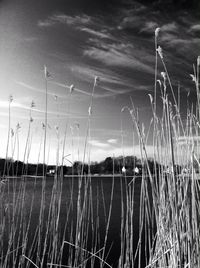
[1,176,153,267]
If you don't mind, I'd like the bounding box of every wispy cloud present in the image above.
[51,81,95,97]
[70,64,134,96]
[161,22,178,33]
[84,46,154,74]
[38,14,91,28]
[38,20,55,27]
[15,80,49,95]
[38,13,114,45]
[70,63,153,96]
[78,27,111,39]
[140,21,158,34]
[15,80,87,102]
[38,10,156,79]
[99,86,132,95]
[70,64,132,87]
[165,37,200,53]
[38,11,155,74]
[157,20,200,56]
[0,98,88,120]
[107,138,118,144]
[0,111,30,120]
[15,76,130,102]
[88,139,110,148]
[159,32,177,43]
[118,15,143,31]
[0,100,31,110]
[52,14,91,25]
[51,80,130,98]
[190,24,200,33]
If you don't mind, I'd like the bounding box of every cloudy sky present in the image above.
[0,0,199,164]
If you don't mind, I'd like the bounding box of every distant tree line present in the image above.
[0,155,199,177]
[0,156,159,177]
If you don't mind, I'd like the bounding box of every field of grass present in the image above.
[0,29,200,267]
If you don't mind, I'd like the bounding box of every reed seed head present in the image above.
[70,125,74,134]
[156,46,163,59]
[70,84,75,93]
[75,123,80,129]
[157,79,162,87]
[9,95,13,103]
[121,106,130,113]
[16,122,21,130]
[88,106,92,115]
[155,27,160,38]
[95,76,100,85]
[31,101,36,108]
[148,94,153,104]
[41,122,46,129]
[161,72,167,81]
[197,56,200,66]
[11,128,14,137]
[190,74,196,83]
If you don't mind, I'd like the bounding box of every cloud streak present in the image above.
[78,27,111,39]
[190,24,200,33]
[15,80,82,101]
[83,46,154,74]
[0,99,89,120]
[107,138,118,144]
[70,64,134,88]
[88,139,110,148]
[52,81,131,98]
[38,13,91,28]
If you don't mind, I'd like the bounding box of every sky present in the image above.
[0,0,199,165]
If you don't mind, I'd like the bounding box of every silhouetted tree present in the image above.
[103,157,113,174]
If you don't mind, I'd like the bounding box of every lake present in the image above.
[0,175,154,267]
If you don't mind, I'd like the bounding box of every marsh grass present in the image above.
[0,33,200,268]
